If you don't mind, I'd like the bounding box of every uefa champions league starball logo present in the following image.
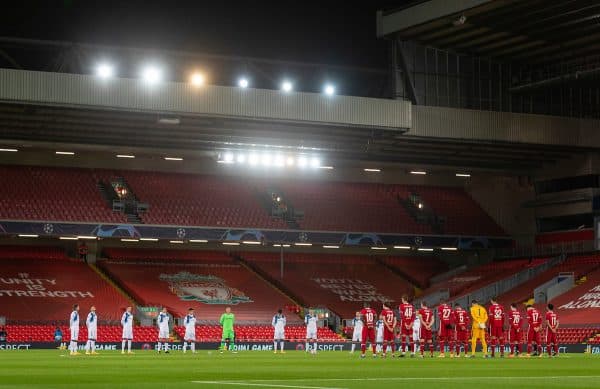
[160,272,253,305]
[176,228,186,239]
[298,232,308,242]
[43,223,54,234]
[414,236,423,246]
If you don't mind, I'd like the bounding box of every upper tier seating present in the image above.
[0,247,129,322]
[119,171,288,229]
[99,249,302,324]
[242,253,414,319]
[404,186,505,236]
[0,166,126,223]
[0,165,505,237]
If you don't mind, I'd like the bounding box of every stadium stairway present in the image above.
[88,263,141,309]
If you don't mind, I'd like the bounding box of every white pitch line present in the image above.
[238,375,600,382]
[192,381,347,389]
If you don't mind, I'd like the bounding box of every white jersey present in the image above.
[70,310,79,327]
[121,311,134,340]
[86,312,98,340]
[272,314,286,339]
[157,312,170,339]
[305,314,318,339]
[351,317,363,341]
[69,310,80,341]
[412,315,421,342]
[184,314,196,341]
[376,320,384,342]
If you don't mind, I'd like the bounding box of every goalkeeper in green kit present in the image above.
[220,307,237,353]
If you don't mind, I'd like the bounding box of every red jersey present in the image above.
[546,311,559,330]
[381,308,396,328]
[418,307,433,328]
[454,307,470,329]
[527,308,542,327]
[437,303,454,326]
[508,309,522,329]
[488,303,505,327]
[398,303,415,326]
[360,307,377,329]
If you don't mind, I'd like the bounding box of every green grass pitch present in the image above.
[1,350,599,388]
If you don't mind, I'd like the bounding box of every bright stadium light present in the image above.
[55,151,75,155]
[364,168,380,172]
[237,154,247,164]
[238,78,249,88]
[223,152,234,163]
[324,84,335,96]
[0,148,18,152]
[456,173,471,178]
[261,154,272,166]
[142,66,162,84]
[371,246,387,250]
[310,157,321,169]
[189,239,208,243]
[286,156,295,166]
[18,234,38,238]
[298,156,308,168]
[410,171,427,175]
[139,238,159,242]
[248,153,259,166]
[441,247,458,251]
[418,248,434,252]
[274,155,285,167]
[394,246,411,249]
[281,80,293,93]
[190,72,205,87]
[96,63,114,79]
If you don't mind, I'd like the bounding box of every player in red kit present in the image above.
[488,298,506,358]
[453,302,470,357]
[359,303,377,358]
[398,295,415,357]
[437,299,454,358]
[418,301,434,358]
[526,304,542,357]
[380,303,397,357]
[507,303,523,358]
[545,304,559,357]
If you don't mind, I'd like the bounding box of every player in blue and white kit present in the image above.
[69,304,80,356]
[412,312,421,357]
[121,306,134,354]
[182,308,197,354]
[375,315,384,354]
[350,311,363,354]
[305,309,318,354]
[272,309,287,354]
[85,306,98,355]
[157,307,170,353]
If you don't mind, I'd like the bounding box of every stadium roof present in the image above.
[377,0,600,66]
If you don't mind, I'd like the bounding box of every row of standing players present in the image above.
[350,295,559,359]
[67,305,236,355]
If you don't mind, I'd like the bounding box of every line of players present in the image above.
[67,304,200,356]
[349,295,560,359]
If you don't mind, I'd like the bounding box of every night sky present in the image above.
[0,1,407,69]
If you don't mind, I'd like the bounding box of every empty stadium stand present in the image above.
[98,249,302,324]
[5,324,157,342]
[120,171,288,229]
[241,253,414,319]
[497,254,600,308]
[405,186,505,236]
[553,266,600,325]
[0,246,129,322]
[421,258,548,300]
[0,166,126,223]
[379,256,447,288]
[0,165,505,237]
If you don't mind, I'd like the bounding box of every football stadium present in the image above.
[1,1,600,387]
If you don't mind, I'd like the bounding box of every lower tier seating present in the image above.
[99,249,302,324]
